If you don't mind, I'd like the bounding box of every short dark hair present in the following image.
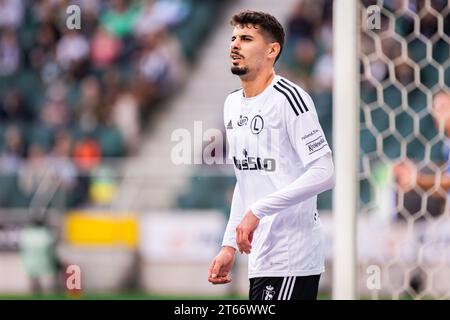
[230,10,285,63]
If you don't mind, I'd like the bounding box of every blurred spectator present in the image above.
[312,46,332,93]
[71,137,102,206]
[393,91,450,217]
[420,11,438,38]
[0,125,24,173]
[395,60,414,87]
[89,165,118,205]
[29,22,60,71]
[103,66,121,98]
[18,143,48,198]
[361,32,375,56]
[0,125,24,206]
[56,29,89,75]
[0,29,20,75]
[136,30,172,93]
[75,0,102,36]
[0,89,31,122]
[40,82,71,128]
[46,130,78,208]
[100,0,141,39]
[73,137,101,172]
[133,0,190,37]
[90,27,123,69]
[369,58,388,83]
[382,36,402,60]
[289,39,317,89]
[19,215,58,295]
[317,17,332,52]
[48,130,77,193]
[111,88,140,154]
[286,1,316,41]
[30,0,57,24]
[0,0,24,30]
[76,75,104,132]
[134,29,171,106]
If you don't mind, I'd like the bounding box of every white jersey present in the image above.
[221,74,333,278]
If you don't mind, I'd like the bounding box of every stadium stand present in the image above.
[0,0,226,209]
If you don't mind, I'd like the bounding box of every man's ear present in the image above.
[268,42,281,60]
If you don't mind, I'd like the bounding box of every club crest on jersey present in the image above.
[237,115,248,126]
[250,115,264,134]
[262,285,275,300]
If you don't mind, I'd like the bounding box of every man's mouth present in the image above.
[231,53,243,63]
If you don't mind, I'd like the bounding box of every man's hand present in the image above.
[393,160,417,192]
[208,246,236,285]
[236,209,260,254]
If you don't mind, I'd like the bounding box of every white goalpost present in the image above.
[332,0,359,300]
[333,0,450,300]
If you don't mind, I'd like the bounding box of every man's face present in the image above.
[229,24,272,78]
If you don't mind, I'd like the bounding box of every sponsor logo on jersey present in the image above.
[233,148,276,171]
[306,136,327,155]
[226,120,233,130]
[250,115,264,134]
[237,115,248,126]
[262,285,276,300]
[301,129,319,140]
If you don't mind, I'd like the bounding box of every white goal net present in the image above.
[357,0,450,299]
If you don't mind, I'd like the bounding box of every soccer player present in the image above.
[207,10,335,300]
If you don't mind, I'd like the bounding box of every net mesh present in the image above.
[358,0,450,299]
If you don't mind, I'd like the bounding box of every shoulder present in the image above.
[224,88,243,108]
[226,88,243,101]
[229,87,243,95]
[272,77,314,117]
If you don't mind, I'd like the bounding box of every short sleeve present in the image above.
[284,91,331,167]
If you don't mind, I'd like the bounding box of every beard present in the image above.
[231,66,249,76]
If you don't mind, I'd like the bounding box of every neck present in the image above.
[241,68,275,98]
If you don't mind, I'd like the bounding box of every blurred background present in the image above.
[0,0,448,299]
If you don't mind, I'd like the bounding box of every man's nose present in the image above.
[231,39,240,50]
